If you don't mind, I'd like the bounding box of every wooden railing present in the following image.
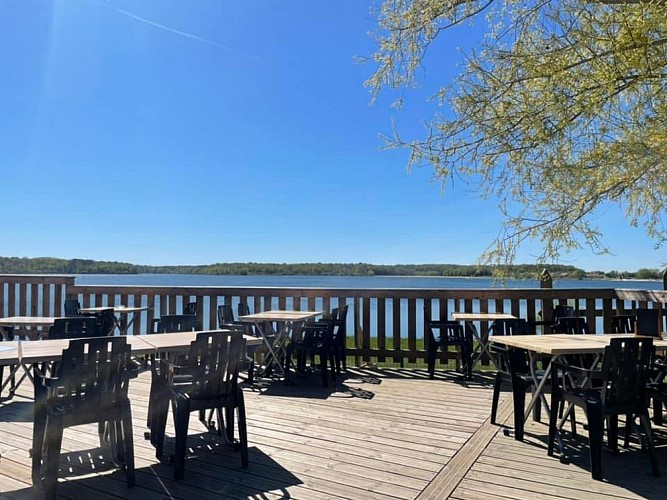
[2,274,666,367]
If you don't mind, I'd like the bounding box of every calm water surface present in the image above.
[75,273,662,290]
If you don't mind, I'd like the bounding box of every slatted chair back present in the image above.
[552,316,590,334]
[183,301,197,315]
[636,308,660,337]
[158,314,200,333]
[56,336,134,411]
[217,304,236,327]
[64,299,81,317]
[423,302,466,345]
[49,316,99,339]
[611,315,636,333]
[186,331,243,401]
[491,318,531,337]
[601,337,654,413]
[553,305,575,321]
[237,302,251,317]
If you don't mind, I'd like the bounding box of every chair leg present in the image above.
[547,377,560,457]
[150,391,170,459]
[321,353,328,387]
[490,372,503,425]
[586,403,604,481]
[44,415,64,500]
[607,415,619,455]
[121,401,136,487]
[512,380,527,441]
[639,412,660,477]
[225,405,235,443]
[173,398,191,480]
[653,398,663,425]
[427,346,436,379]
[236,389,249,469]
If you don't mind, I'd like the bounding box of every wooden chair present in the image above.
[146,331,248,479]
[548,337,659,480]
[424,302,472,379]
[32,337,137,499]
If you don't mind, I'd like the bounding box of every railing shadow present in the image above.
[0,400,34,422]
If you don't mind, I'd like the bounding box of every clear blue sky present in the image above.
[1,1,663,272]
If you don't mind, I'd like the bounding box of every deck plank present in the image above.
[0,367,666,499]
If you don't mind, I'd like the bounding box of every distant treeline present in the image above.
[0,256,662,279]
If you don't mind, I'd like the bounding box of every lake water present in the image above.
[74,273,663,290]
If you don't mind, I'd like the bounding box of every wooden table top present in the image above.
[142,330,262,352]
[489,333,667,355]
[1,331,260,364]
[239,310,321,322]
[452,313,517,321]
[0,316,61,327]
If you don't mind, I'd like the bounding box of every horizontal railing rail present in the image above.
[1,275,665,367]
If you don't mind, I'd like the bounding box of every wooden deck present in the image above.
[0,368,666,499]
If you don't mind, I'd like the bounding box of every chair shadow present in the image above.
[0,400,34,422]
[501,417,667,496]
[9,438,303,499]
[251,371,379,400]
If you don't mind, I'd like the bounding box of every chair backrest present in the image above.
[183,301,197,315]
[217,304,235,327]
[95,308,117,336]
[55,336,133,408]
[49,317,100,339]
[237,302,251,317]
[423,302,463,343]
[601,337,653,412]
[185,331,243,400]
[553,305,575,321]
[158,314,200,333]
[64,299,81,317]
[611,315,636,334]
[552,316,590,334]
[337,304,349,337]
[636,308,660,337]
[491,318,531,336]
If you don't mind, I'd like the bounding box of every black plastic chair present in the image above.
[424,303,472,379]
[183,301,197,315]
[547,337,659,480]
[94,308,117,336]
[63,299,81,317]
[552,316,590,334]
[611,315,636,333]
[32,337,137,499]
[636,308,660,337]
[156,314,200,333]
[489,319,533,430]
[335,304,349,373]
[146,331,248,479]
[217,304,257,384]
[285,309,340,387]
[48,316,99,339]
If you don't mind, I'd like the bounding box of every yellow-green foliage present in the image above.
[367,0,667,270]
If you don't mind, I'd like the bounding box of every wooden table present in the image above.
[0,330,260,399]
[451,312,517,371]
[239,310,321,377]
[489,333,667,422]
[0,316,61,341]
[79,305,150,335]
